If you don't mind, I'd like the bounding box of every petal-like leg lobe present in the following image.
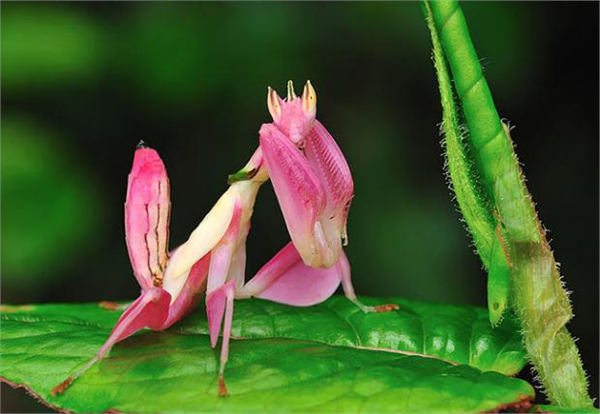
[97,288,171,355]
[163,255,210,329]
[240,241,300,298]
[51,288,171,395]
[252,242,341,306]
[206,283,228,348]
[125,147,171,290]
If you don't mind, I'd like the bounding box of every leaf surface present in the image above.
[1,297,533,413]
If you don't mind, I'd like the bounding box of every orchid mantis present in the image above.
[52,81,397,398]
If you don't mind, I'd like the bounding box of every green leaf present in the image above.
[1,5,103,90]
[1,297,533,413]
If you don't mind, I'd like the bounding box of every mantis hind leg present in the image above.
[244,242,341,306]
[206,280,236,397]
[51,287,171,396]
[338,253,399,313]
[246,242,399,313]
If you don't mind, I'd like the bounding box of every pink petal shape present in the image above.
[125,146,171,290]
[163,254,210,329]
[304,120,354,262]
[259,123,330,267]
[240,242,298,298]
[254,242,343,306]
[98,287,171,356]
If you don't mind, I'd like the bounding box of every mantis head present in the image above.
[267,80,317,145]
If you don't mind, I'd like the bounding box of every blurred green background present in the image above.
[1,2,598,412]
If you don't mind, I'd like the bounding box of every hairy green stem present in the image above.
[422,1,593,408]
[421,1,510,326]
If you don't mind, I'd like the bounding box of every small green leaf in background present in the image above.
[1,297,533,413]
[126,2,309,109]
[0,5,103,90]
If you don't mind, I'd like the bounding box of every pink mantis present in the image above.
[52,81,397,398]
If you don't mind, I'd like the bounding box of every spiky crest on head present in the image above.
[267,80,317,144]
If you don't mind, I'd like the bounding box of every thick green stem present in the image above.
[422,1,593,408]
[421,1,509,325]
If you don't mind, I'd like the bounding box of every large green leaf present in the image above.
[1,296,533,413]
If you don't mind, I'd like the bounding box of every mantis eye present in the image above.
[301,80,317,118]
[267,86,282,121]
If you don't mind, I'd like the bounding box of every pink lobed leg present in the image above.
[163,254,210,329]
[250,242,342,306]
[206,280,236,397]
[51,287,171,396]
[239,241,300,298]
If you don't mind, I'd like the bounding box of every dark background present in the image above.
[1,2,598,411]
